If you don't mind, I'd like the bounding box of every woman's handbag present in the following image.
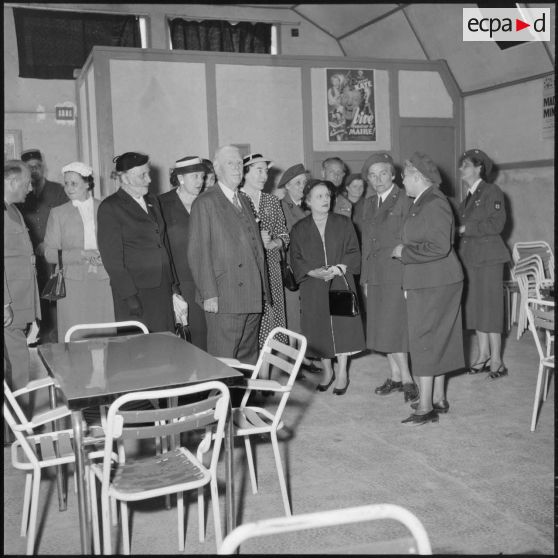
[279,247,299,292]
[41,250,66,301]
[328,266,359,317]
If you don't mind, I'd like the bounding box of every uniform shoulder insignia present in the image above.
[494,201,501,210]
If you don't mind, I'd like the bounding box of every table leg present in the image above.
[49,384,67,512]
[224,402,236,535]
[71,411,92,554]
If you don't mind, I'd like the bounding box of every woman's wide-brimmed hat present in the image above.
[174,156,206,174]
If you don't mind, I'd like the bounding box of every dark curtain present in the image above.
[13,8,141,79]
[170,19,271,54]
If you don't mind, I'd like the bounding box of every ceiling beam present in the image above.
[291,6,346,55]
[400,5,430,60]
[337,5,408,40]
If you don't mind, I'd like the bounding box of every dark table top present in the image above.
[38,332,244,410]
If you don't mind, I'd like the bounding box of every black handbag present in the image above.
[279,247,299,292]
[41,250,66,301]
[328,266,359,317]
[175,322,192,343]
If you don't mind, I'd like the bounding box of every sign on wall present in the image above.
[326,68,376,142]
[542,75,554,139]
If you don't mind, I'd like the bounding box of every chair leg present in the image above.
[177,492,185,551]
[270,432,291,516]
[198,487,205,542]
[530,363,545,431]
[101,492,113,555]
[111,495,118,526]
[20,473,32,537]
[210,478,222,550]
[244,437,258,494]
[89,469,101,554]
[120,501,130,554]
[26,472,41,555]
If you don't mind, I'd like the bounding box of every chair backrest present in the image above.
[240,327,307,424]
[217,503,432,554]
[4,380,35,436]
[525,298,555,360]
[64,320,149,342]
[513,242,554,280]
[100,381,230,490]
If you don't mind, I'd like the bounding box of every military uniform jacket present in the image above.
[401,186,463,290]
[4,203,41,327]
[457,180,510,267]
[187,185,270,314]
[280,191,307,233]
[97,188,175,300]
[360,186,413,286]
[333,193,352,219]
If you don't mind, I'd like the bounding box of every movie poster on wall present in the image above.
[326,68,376,142]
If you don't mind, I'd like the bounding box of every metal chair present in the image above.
[3,379,103,555]
[512,241,554,282]
[64,320,148,342]
[512,258,545,339]
[218,327,307,516]
[218,503,432,554]
[525,298,555,431]
[88,381,230,554]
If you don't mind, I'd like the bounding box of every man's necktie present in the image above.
[465,192,472,206]
[232,191,242,212]
[378,196,383,208]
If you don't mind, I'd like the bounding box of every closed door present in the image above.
[399,125,457,199]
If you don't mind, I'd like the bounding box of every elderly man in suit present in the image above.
[97,152,187,332]
[4,160,41,399]
[188,145,270,364]
[17,148,68,342]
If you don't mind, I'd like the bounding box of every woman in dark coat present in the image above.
[457,149,510,380]
[290,179,365,395]
[392,152,465,425]
[159,156,208,350]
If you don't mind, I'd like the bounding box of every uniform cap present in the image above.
[407,152,441,185]
[278,163,307,188]
[21,149,42,162]
[463,149,493,178]
[361,152,394,179]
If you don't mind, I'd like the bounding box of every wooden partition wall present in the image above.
[76,46,463,200]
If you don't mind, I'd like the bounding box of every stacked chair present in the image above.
[511,241,554,339]
[525,298,555,431]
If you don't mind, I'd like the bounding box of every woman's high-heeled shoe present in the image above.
[412,400,449,413]
[317,371,335,392]
[468,358,490,374]
[333,378,350,396]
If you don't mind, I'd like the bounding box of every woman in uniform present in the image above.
[359,152,417,403]
[457,149,510,379]
[392,153,464,424]
[290,179,365,395]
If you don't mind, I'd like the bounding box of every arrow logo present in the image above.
[516,18,530,31]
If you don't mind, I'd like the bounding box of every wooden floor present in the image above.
[3,326,554,555]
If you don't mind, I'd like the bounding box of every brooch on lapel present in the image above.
[494,201,501,210]
[474,200,481,207]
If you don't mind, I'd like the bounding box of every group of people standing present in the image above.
[4,143,509,426]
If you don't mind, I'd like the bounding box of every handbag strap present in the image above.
[328,266,352,292]
[57,249,64,271]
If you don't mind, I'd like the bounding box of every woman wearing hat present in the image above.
[392,152,464,424]
[159,156,208,350]
[98,152,187,332]
[457,149,510,379]
[43,162,114,340]
[290,179,365,395]
[359,152,418,403]
[240,153,290,350]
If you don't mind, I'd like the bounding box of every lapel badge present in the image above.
[474,199,481,207]
[494,201,501,210]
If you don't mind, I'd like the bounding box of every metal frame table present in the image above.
[38,331,244,554]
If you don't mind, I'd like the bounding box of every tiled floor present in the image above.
[3,327,554,554]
